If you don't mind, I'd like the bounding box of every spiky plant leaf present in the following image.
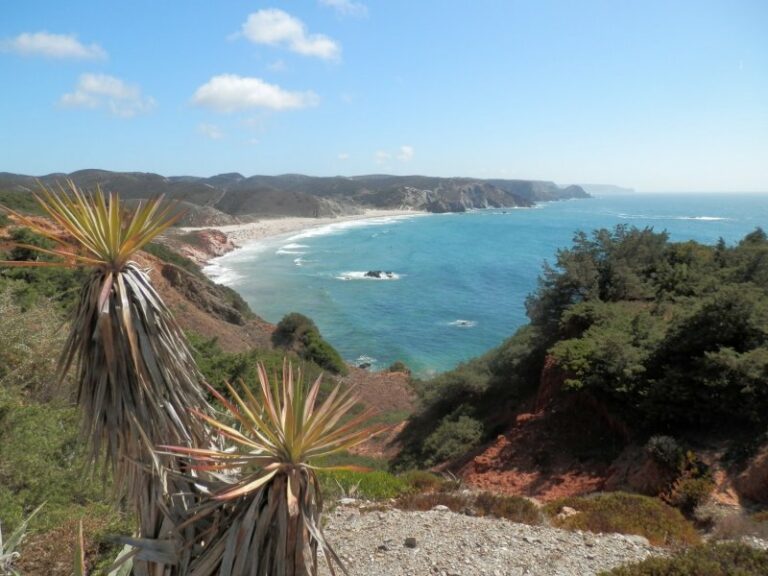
[0,503,44,576]
[159,361,386,576]
[1,183,213,576]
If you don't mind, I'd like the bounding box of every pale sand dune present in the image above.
[179,209,426,248]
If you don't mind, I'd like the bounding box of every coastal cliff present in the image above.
[0,170,589,222]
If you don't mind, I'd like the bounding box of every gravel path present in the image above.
[319,506,663,576]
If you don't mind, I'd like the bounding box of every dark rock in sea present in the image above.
[364,270,395,279]
[358,363,371,370]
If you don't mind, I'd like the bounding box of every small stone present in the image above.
[338,497,357,505]
[556,506,579,520]
[432,505,450,512]
[583,535,597,547]
[404,537,418,548]
[377,543,389,552]
[523,536,540,544]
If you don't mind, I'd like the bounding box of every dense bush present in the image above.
[645,436,685,472]
[421,412,484,466]
[0,228,87,310]
[545,492,699,546]
[398,491,543,525]
[473,492,543,524]
[187,332,326,395]
[600,543,768,576]
[398,470,445,492]
[0,212,9,227]
[667,477,715,515]
[388,360,410,374]
[396,227,768,467]
[272,312,348,374]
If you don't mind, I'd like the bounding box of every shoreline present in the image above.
[176,208,428,265]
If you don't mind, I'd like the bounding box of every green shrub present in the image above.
[645,436,685,472]
[545,492,699,546]
[272,313,348,375]
[421,413,484,466]
[0,388,127,535]
[318,469,410,501]
[272,312,316,348]
[303,329,348,375]
[186,332,328,397]
[599,543,768,576]
[399,470,445,493]
[668,477,715,515]
[0,228,87,310]
[142,241,204,278]
[398,491,542,525]
[473,492,543,524]
[0,212,9,227]
[388,361,410,374]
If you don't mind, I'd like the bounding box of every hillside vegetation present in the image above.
[0,170,589,219]
[395,226,768,469]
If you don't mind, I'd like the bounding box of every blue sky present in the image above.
[1,1,766,191]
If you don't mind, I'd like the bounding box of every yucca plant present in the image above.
[0,182,212,575]
[158,361,383,575]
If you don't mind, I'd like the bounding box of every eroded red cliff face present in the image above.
[458,356,618,502]
[161,228,237,266]
[458,355,768,506]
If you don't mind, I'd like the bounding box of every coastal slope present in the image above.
[0,170,590,221]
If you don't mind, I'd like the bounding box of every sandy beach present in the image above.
[179,208,427,249]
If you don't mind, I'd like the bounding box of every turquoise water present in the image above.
[207,193,768,376]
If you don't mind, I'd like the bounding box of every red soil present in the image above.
[457,356,622,502]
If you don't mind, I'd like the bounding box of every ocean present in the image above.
[205,193,768,376]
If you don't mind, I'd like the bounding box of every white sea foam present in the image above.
[276,249,306,255]
[293,257,304,266]
[281,243,309,249]
[448,319,477,328]
[355,355,377,368]
[618,213,731,222]
[202,261,242,285]
[336,271,401,281]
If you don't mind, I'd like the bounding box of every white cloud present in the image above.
[239,9,340,60]
[319,0,368,17]
[338,152,350,160]
[199,123,224,140]
[59,73,155,117]
[397,145,414,162]
[375,150,391,165]
[1,31,106,60]
[192,74,318,113]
